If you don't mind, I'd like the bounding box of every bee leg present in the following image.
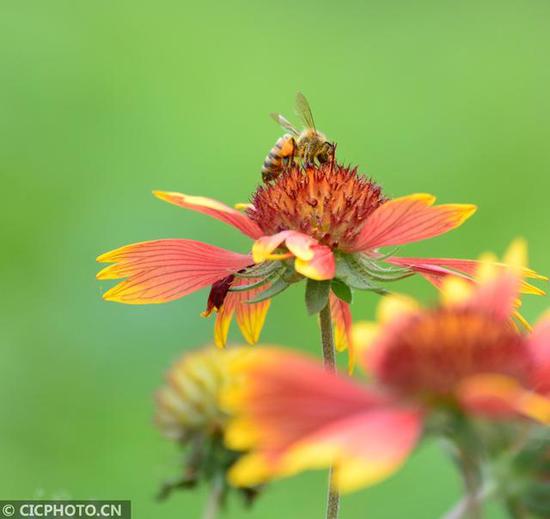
[289,137,297,169]
[303,144,313,169]
[330,143,337,172]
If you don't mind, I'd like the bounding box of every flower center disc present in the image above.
[375,308,531,399]
[247,164,386,250]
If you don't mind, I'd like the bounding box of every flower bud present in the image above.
[155,346,260,505]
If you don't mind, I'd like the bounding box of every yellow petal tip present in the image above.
[153,190,171,200]
[96,251,113,263]
[404,193,437,205]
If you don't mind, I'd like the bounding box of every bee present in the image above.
[261,92,335,182]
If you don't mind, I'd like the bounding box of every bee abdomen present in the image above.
[261,135,295,181]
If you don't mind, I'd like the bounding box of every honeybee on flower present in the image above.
[96,97,545,365]
[261,92,335,182]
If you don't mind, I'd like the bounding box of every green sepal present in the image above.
[335,254,404,294]
[246,276,290,304]
[228,270,283,292]
[355,253,413,281]
[305,279,331,315]
[234,261,282,279]
[331,278,353,304]
[335,254,383,290]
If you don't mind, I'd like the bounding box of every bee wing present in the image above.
[295,91,316,130]
[270,112,299,136]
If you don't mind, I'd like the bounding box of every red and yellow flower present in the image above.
[97,163,495,349]
[223,241,549,492]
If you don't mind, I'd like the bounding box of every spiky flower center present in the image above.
[375,308,532,400]
[247,164,386,250]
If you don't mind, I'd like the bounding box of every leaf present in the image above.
[331,278,353,304]
[246,277,290,304]
[305,279,331,315]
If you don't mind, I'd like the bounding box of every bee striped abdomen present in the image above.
[261,134,295,182]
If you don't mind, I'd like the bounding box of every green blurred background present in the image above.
[1,0,549,517]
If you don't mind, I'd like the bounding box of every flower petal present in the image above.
[285,232,317,261]
[528,311,550,396]
[457,374,550,424]
[236,298,271,346]
[252,230,318,263]
[205,277,271,348]
[225,349,422,492]
[386,257,471,290]
[376,293,421,324]
[214,294,237,348]
[467,270,521,321]
[387,256,480,275]
[387,256,546,296]
[440,277,475,307]
[389,254,543,325]
[351,194,476,252]
[329,294,354,373]
[330,293,353,353]
[227,281,272,347]
[252,231,292,263]
[351,322,380,356]
[153,191,263,239]
[97,239,252,304]
[294,245,336,280]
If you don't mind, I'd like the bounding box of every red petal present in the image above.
[252,231,293,263]
[457,374,550,424]
[330,294,355,373]
[212,277,271,347]
[97,239,252,304]
[386,256,473,289]
[226,349,422,491]
[350,194,476,252]
[252,230,318,263]
[388,256,546,296]
[294,245,336,280]
[468,271,520,321]
[529,312,550,395]
[154,191,263,239]
[389,256,535,322]
[387,256,481,275]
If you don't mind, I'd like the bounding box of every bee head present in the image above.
[317,141,336,164]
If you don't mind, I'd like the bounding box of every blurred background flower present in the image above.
[155,346,261,512]
[223,256,549,510]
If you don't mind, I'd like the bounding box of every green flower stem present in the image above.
[202,473,224,519]
[441,415,486,519]
[441,482,495,519]
[319,303,340,519]
[446,422,484,519]
[457,445,483,519]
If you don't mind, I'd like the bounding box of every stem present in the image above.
[202,473,224,519]
[319,303,336,370]
[319,303,340,519]
[440,482,494,519]
[457,446,483,519]
[504,498,528,519]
